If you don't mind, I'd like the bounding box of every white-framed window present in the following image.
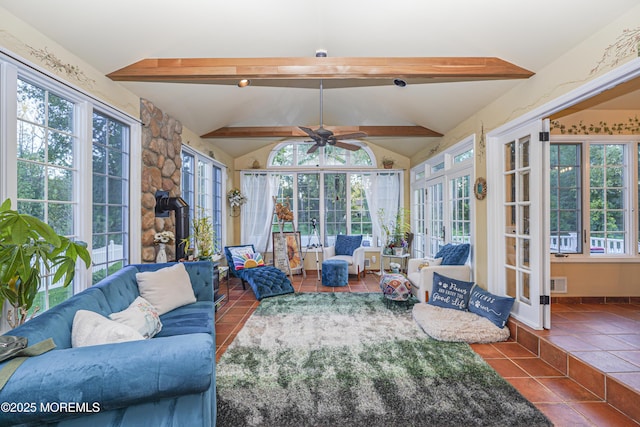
[411,137,474,258]
[260,170,394,249]
[91,111,130,284]
[550,136,639,257]
[1,51,139,315]
[181,146,226,253]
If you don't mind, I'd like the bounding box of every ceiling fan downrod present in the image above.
[319,79,324,129]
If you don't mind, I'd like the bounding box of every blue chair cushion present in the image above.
[156,301,215,337]
[334,235,362,256]
[435,243,470,265]
[235,266,294,300]
[468,287,515,329]
[428,272,474,311]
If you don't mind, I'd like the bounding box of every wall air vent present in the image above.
[550,277,567,293]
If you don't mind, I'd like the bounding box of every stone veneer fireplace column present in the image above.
[140,99,183,262]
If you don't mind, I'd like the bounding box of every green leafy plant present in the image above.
[0,199,91,327]
[377,207,411,249]
[181,207,217,260]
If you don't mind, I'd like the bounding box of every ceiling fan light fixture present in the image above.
[237,79,251,88]
[393,78,407,87]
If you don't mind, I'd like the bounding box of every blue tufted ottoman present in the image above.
[322,259,348,287]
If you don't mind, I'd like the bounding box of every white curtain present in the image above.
[363,172,401,246]
[241,172,280,253]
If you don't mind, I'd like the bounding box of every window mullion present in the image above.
[75,101,93,293]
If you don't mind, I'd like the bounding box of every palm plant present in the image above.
[0,199,91,327]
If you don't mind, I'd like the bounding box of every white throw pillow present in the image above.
[109,296,162,338]
[135,263,196,315]
[72,310,144,348]
[418,257,443,271]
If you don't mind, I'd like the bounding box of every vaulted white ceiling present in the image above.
[1,0,638,158]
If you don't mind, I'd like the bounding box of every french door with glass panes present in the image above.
[426,179,445,255]
[412,184,427,258]
[489,120,550,329]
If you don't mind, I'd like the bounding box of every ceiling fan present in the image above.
[300,80,367,154]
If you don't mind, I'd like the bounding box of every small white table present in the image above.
[380,252,410,274]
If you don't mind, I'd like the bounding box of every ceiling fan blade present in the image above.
[331,132,368,140]
[334,141,361,151]
[299,126,321,143]
[299,126,317,137]
[306,144,320,154]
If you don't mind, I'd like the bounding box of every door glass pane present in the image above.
[412,186,426,258]
[506,268,516,297]
[505,141,515,171]
[428,181,444,255]
[521,272,530,301]
[505,206,516,234]
[520,171,529,202]
[519,137,530,168]
[505,173,515,203]
[520,238,530,268]
[519,206,530,235]
[505,236,516,266]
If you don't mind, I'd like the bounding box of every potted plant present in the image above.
[378,207,411,254]
[0,199,91,327]
[183,207,219,261]
[382,157,395,169]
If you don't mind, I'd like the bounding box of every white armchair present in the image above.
[323,244,366,280]
[407,258,472,303]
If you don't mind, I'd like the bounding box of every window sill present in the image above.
[551,255,640,264]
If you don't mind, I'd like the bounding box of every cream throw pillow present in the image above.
[418,257,443,271]
[109,296,162,338]
[72,310,144,348]
[135,263,196,315]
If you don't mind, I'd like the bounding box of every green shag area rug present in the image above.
[216,293,552,427]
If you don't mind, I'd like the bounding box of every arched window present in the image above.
[268,141,375,168]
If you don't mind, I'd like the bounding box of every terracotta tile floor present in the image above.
[215,271,640,426]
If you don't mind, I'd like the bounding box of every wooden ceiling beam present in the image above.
[108,57,533,83]
[201,125,442,139]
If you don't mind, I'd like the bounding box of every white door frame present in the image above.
[488,120,548,329]
[486,57,640,329]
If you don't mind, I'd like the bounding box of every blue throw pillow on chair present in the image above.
[435,243,470,265]
[334,235,363,256]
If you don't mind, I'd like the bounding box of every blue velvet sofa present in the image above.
[0,261,216,427]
